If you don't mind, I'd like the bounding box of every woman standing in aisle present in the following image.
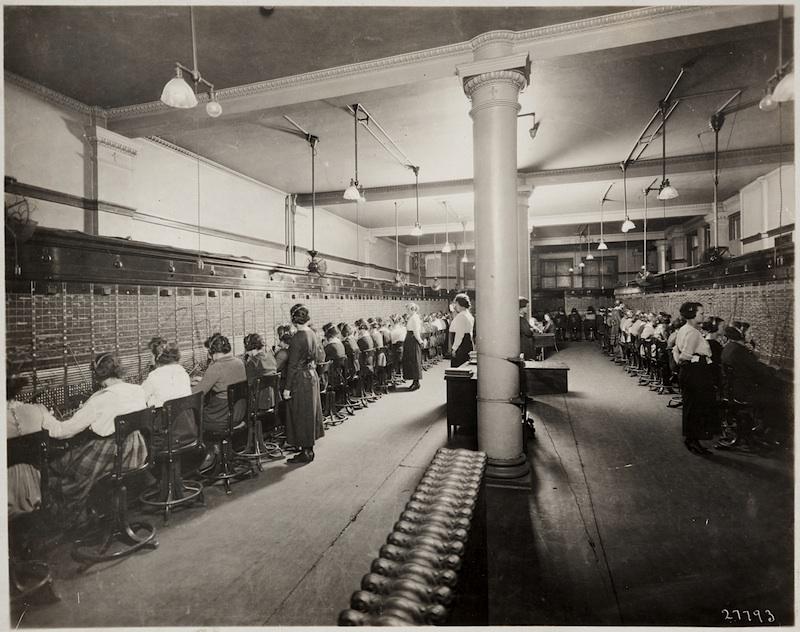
[282,304,324,464]
[673,302,717,455]
[402,303,424,391]
[450,293,475,368]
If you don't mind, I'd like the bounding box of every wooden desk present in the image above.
[444,358,570,441]
[444,367,477,442]
[523,359,569,395]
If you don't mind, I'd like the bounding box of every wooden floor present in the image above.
[487,342,794,626]
[12,343,795,627]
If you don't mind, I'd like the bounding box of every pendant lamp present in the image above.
[657,102,679,200]
[440,202,452,253]
[586,225,594,260]
[410,166,423,236]
[598,183,610,251]
[160,7,221,117]
[620,162,636,233]
[460,222,468,263]
[344,104,364,201]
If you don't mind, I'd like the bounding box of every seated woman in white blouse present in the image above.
[450,293,475,368]
[141,342,196,450]
[141,342,191,408]
[43,352,148,522]
[6,373,61,518]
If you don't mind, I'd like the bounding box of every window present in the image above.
[687,233,699,266]
[540,259,573,288]
[703,225,711,252]
[728,213,741,242]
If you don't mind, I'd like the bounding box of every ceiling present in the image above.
[4,4,794,253]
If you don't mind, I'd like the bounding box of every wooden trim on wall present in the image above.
[741,233,766,245]
[767,224,794,237]
[5,177,397,276]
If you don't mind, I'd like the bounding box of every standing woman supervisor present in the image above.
[402,303,424,391]
[282,304,324,464]
[450,293,475,368]
[672,301,717,455]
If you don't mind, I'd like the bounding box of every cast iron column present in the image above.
[460,41,530,480]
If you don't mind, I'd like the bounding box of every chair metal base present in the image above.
[72,518,158,571]
[10,559,60,606]
[202,439,255,494]
[239,417,284,471]
[139,458,205,524]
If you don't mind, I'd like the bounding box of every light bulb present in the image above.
[343,180,361,201]
[759,92,778,112]
[461,253,468,263]
[568,266,574,273]
[206,99,223,118]
[578,261,585,268]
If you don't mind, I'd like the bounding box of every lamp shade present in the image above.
[461,253,468,263]
[759,92,778,111]
[773,71,794,102]
[597,241,608,251]
[161,74,198,109]
[441,241,452,254]
[343,181,361,201]
[621,218,636,233]
[206,99,223,118]
[568,266,574,273]
[411,222,424,237]
[586,253,595,261]
[657,180,679,201]
[578,261,585,268]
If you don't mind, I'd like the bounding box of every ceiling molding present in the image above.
[508,4,776,58]
[5,70,105,119]
[105,5,774,138]
[87,135,138,157]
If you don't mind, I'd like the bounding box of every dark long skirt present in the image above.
[51,431,147,519]
[679,362,719,440]
[402,331,423,380]
[451,334,473,368]
[286,369,324,448]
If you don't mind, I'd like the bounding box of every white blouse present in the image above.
[673,323,712,364]
[390,324,407,343]
[406,313,423,344]
[451,310,474,353]
[42,381,148,439]
[141,363,192,408]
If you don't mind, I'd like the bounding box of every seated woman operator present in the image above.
[7,372,61,518]
[43,352,149,522]
[191,333,247,435]
[242,333,278,411]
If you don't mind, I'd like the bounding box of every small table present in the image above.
[532,333,558,360]
[444,365,477,442]
[523,359,569,395]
